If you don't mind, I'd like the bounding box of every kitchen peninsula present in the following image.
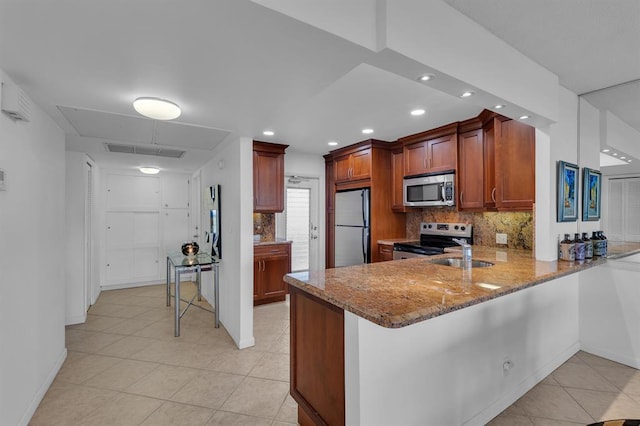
[285,243,640,426]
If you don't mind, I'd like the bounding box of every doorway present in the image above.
[276,176,320,272]
[84,161,94,311]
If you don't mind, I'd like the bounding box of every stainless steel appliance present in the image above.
[334,188,370,267]
[403,172,455,207]
[393,222,472,260]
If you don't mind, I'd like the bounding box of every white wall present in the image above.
[0,70,67,425]
[283,150,326,270]
[198,137,255,349]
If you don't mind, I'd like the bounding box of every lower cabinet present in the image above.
[254,242,292,305]
[377,242,394,262]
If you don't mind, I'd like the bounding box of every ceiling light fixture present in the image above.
[418,74,434,82]
[262,130,275,136]
[362,128,374,134]
[328,141,338,146]
[602,149,610,152]
[613,153,618,156]
[139,167,160,175]
[410,109,426,116]
[459,91,474,98]
[621,156,627,159]
[629,159,633,163]
[133,97,181,120]
[494,104,505,109]
[519,115,530,120]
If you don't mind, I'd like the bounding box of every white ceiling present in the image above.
[0,0,638,173]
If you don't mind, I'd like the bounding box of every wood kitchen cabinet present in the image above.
[253,141,288,213]
[377,242,394,261]
[483,115,535,211]
[334,147,371,184]
[390,147,406,212]
[254,242,291,305]
[457,124,485,211]
[400,123,458,177]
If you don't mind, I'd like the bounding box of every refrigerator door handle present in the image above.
[362,227,367,263]
[361,189,370,228]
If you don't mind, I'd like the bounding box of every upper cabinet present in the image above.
[253,141,288,213]
[457,124,485,211]
[334,147,371,183]
[390,147,405,212]
[400,124,458,177]
[161,174,190,209]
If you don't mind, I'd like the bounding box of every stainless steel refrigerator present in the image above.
[334,188,370,267]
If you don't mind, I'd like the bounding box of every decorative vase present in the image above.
[181,241,199,256]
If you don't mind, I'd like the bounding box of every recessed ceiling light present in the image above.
[459,91,474,98]
[602,149,610,152]
[418,74,434,82]
[494,104,505,109]
[262,130,275,136]
[328,141,338,146]
[139,167,160,175]
[519,115,530,120]
[133,97,181,120]
[410,109,426,116]
[362,128,374,134]
[621,156,627,159]
[613,153,618,156]
[628,159,633,163]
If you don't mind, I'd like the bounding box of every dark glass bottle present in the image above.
[559,234,575,261]
[574,233,585,261]
[582,232,593,259]
[600,230,608,257]
[592,231,603,256]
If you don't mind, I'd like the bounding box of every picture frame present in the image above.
[582,167,601,221]
[557,161,579,222]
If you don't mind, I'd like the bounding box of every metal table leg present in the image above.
[214,263,220,328]
[197,264,202,302]
[174,269,181,337]
[166,256,171,307]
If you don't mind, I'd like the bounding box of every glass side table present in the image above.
[166,252,219,337]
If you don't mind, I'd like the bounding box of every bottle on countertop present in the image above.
[574,233,585,261]
[600,230,608,257]
[592,231,604,257]
[559,234,575,261]
[582,232,593,259]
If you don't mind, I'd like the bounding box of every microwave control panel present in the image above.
[444,181,454,203]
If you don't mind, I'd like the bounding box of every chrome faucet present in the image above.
[452,238,472,270]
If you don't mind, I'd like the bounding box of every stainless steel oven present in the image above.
[393,222,473,259]
[403,172,455,207]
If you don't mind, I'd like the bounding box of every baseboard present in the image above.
[65,313,87,326]
[580,344,640,369]
[18,348,67,426]
[101,280,168,291]
[465,341,580,426]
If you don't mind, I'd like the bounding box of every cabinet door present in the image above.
[254,150,285,212]
[495,120,535,210]
[377,243,394,262]
[107,174,160,211]
[161,175,190,209]
[391,150,405,212]
[483,119,497,210]
[404,141,429,177]
[427,134,457,173]
[458,130,484,210]
[253,259,261,300]
[334,154,351,183]
[163,209,189,254]
[263,254,290,298]
[350,149,371,180]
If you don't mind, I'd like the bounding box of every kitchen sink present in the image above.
[427,258,494,268]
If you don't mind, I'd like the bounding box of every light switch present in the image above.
[496,233,507,244]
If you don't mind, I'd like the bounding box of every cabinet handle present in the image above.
[424,158,427,169]
[491,187,496,203]
[262,260,266,271]
[460,191,464,204]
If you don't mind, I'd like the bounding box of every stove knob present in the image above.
[428,224,432,229]
[461,226,466,231]
[454,225,459,230]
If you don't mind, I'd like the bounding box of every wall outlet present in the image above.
[496,233,507,245]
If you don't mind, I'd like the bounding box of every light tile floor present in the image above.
[31,283,640,425]
[31,283,297,426]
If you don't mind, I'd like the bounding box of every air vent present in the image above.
[0,168,6,191]
[105,143,185,158]
[1,81,32,121]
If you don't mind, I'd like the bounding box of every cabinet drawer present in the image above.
[254,243,290,258]
[378,243,394,261]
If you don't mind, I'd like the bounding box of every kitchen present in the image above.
[2,1,640,425]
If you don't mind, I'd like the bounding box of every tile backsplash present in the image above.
[253,213,275,242]
[406,208,534,250]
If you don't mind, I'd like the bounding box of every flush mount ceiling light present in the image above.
[262,130,275,136]
[519,115,530,120]
[459,91,474,98]
[494,104,505,109]
[362,128,374,134]
[328,141,338,146]
[418,74,434,82]
[133,97,181,120]
[410,109,426,116]
[139,167,160,175]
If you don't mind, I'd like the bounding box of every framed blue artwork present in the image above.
[557,161,579,222]
[582,167,601,221]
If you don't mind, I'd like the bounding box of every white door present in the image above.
[277,176,319,272]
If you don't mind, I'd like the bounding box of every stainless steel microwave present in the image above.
[403,172,455,207]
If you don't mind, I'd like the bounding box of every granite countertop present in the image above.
[377,238,413,245]
[254,238,292,246]
[284,241,640,329]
